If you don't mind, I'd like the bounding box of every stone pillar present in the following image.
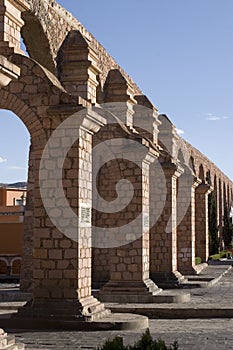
[57,30,101,103]
[134,95,160,144]
[195,182,212,262]
[150,162,184,288]
[177,174,201,275]
[99,151,161,303]
[91,69,140,289]
[20,143,34,292]
[103,69,136,127]
[0,0,30,56]
[16,108,110,322]
[158,114,179,160]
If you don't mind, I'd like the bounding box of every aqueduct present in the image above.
[0,0,232,323]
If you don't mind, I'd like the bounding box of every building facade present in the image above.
[0,187,26,277]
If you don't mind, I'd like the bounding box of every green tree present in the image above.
[208,192,219,255]
[222,205,233,248]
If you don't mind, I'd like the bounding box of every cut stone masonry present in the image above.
[0,0,232,329]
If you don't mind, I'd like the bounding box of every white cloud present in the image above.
[206,113,228,121]
[176,128,185,135]
[0,157,7,164]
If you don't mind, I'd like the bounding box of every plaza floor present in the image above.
[1,262,233,350]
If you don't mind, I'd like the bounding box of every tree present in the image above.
[208,192,219,255]
[222,205,233,248]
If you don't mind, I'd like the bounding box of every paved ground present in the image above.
[12,319,233,350]
[1,262,233,350]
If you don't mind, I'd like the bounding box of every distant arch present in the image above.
[189,156,196,174]
[206,170,211,185]
[22,11,56,75]
[214,175,218,202]
[199,164,205,181]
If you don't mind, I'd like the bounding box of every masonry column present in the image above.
[57,30,100,104]
[177,172,201,275]
[16,108,110,322]
[0,0,30,56]
[195,182,212,262]
[150,163,184,288]
[92,69,136,289]
[134,95,160,144]
[99,151,161,303]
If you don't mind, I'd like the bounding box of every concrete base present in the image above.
[99,278,162,303]
[14,297,110,322]
[106,305,233,319]
[1,313,148,331]
[178,264,204,276]
[150,271,186,289]
[99,291,190,304]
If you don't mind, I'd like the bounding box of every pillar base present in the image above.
[150,271,186,289]
[14,296,110,322]
[99,279,162,303]
[178,266,200,276]
[0,328,25,349]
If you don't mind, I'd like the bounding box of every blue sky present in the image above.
[0,0,232,183]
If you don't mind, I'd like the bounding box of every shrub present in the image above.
[97,329,179,350]
[220,250,227,258]
[208,253,220,260]
[98,336,125,350]
[195,257,202,265]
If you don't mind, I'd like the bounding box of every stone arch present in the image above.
[199,164,205,181]
[206,170,211,185]
[21,11,56,75]
[189,156,196,175]
[0,91,43,288]
[227,184,230,210]
[223,182,227,209]
[0,55,60,289]
[214,174,218,200]
[175,137,190,169]
[178,149,185,164]
[0,90,44,142]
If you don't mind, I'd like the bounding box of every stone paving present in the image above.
[1,263,233,350]
[11,319,233,350]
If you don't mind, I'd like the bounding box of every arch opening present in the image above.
[199,164,205,182]
[21,11,56,75]
[0,110,30,279]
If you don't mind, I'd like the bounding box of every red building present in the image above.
[0,187,26,278]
